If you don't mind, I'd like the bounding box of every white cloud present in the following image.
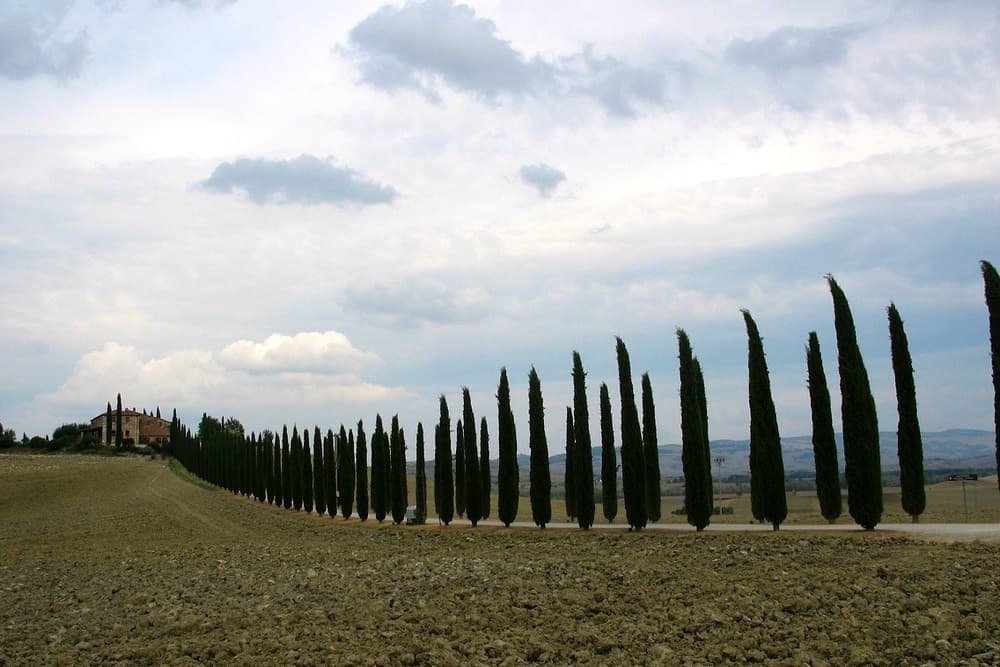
[37,332,406,431]
[218,331,380,373]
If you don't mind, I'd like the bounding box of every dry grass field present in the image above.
[2,452,1000,665]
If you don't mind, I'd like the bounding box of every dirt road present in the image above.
[2,453,999,665]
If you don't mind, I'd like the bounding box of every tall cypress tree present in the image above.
[415,423,427,523]
[564,407,576,521]
[435,396,454,525]
[807,332,842,523]
[497,368,519,527]
[313,427,325,516]
[105,402,112,446]
[528,367,551,528]
[888,303,926,521]
[693,358,714,521]
[337,425,349,517]
[463,388,482,526]
[641,373,662,522]
[390,415,405,524]
[616,337,647,530]
[455,419,466,517]
[292,426,304,511]
[827,275,882,530]
[679,329,712,531]
[115,393,123,450]
[743,310,787,530]
[272,430,282,507]
[372,415,387,522]
[380,427,392,520]
[325,429,337,517]
[572,351,595,529]
[281,426,292,510]
[479,417,491,520]
[599,382,618,523]
[302,429,314,513]
[982,260,1000,491]
[350,426,362,520]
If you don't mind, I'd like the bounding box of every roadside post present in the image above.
[947,474,978,522]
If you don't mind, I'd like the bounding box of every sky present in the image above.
[1,0,998,457]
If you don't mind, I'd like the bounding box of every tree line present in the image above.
[167,261,1000,532]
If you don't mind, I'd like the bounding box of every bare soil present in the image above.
[2,453,1000,666]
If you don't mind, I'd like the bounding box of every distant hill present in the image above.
[412,429,995,483]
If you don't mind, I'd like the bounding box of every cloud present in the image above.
[156,0,237,8]
[40,333,403,419]
[341,0,678,116]
[725,25,861,74]
[342,278,489,327]
[197,154,398,206]
[345,0,553,103]
[518,163,566,197]
[218,331,380,374]
[0,1,88,81]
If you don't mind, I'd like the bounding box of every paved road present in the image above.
[430,517,1000,541]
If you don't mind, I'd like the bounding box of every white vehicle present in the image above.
[404,505,425,525]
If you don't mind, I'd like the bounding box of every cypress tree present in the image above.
[292,426,304,511]
[807,332,842,523]
[463,387,482,526]
[455,419,466,517]
[599,382,618,523]
[272,431,282,506]
[390,415,405,524]
[564,407,576,521]
[743,309,787,530]
[693,358,714,520]
[416,423,427,523]
[380,427,392,519]
[827,275,882,530]
[313,427,325,516]
[337,425,350,517]
[982,260,1000,491]
[325,429,337,517]
[105,402,112,445]
[372,415,387,522]
[281,426,292,510]
[616,337,647,530]
[435,397,454,525]
[497,368,519,527]
[115,393,123,450]
[528,367,551,528]
[888,303,926,521]
[572,351,595,529]
[263,431,274,505]
[354,428,368,521]
[678,329,713,531]
[479,417,491,520]
[641,373,662,522]
[302,429,314,513]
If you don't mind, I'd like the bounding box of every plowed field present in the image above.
[2,453,999,666]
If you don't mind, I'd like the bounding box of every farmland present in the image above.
[2,452,1000,665]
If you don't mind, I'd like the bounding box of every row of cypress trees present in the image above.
[171,412,429,526]
[169,260,1000,532]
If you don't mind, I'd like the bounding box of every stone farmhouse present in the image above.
[82,408,170,447]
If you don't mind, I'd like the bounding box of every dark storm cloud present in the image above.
[0,1,88,81]
[342,0,678,116]
[518,163,566,197]
[198,154,398,206]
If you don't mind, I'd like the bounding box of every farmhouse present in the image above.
[83,409,171,447]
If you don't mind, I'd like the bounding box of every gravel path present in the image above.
[2,453,999,665]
